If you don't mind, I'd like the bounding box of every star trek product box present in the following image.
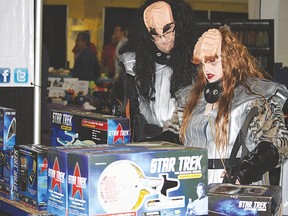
[47,144,159,216]
[208,183,282,216]
[51,109,130,146]
[0,150,14,199]
[47,143,182,216]
[13,145,48,210]
[0,106,16,151]
[47,145,115,216]
[66,146,208,216]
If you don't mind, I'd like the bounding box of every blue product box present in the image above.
[0,106,16,150]
[47,144,151,216]
[51,109,130,146]
[13,144,48,210]
[208,183,282,216]
[47,145,114,216]
[0,150,14,199]
[67,146,208,216]
[47,143,178,216]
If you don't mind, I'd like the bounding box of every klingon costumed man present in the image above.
[115,0,198,142]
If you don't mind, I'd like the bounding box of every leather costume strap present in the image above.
[229,106,259,168]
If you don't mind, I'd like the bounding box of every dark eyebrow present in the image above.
[149,28,158,35]
[149,22,175,35]
[163,22,174,33]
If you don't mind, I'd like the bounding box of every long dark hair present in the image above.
[127,0,199,101]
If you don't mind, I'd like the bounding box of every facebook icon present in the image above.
[0,68,11,83]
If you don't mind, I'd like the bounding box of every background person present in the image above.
[101,33,118,79]
[72,30,98,60]
[113,23,128,80]
[71,31,100,82]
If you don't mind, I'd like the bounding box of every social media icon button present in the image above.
[0,68,11,83]
[14,68,29,83]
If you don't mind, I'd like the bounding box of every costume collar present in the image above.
[154,49,172,64]
[204,79,223,103]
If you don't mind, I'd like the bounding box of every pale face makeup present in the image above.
[193,29,223,83]
[202,56,223,83]
[144,1,175,53]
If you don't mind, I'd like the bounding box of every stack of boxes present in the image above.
[46,143,209,216]
[0,106,134,214]
[10,108,132,212]
[44,143,209,215]
[0,106,16,200]
[65,145,208,215]
[47,145,115,215]
[0,104,284,216]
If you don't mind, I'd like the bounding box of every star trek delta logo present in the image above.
[108,123,130,144]
[48,157,65,193]
[68,162,87,199]
[40,158,48,174]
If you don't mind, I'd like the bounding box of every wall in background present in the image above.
[249,0,288,68]
[43,0,249,69]
[261,0,288,67]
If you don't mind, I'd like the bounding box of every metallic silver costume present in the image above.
[168,79,288,184]
[119,52,176,127]
[188,79,288,183]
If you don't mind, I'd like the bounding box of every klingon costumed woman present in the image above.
[179,28,288,185]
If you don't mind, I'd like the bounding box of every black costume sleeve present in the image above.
[236,141,279,185]
[110,61,137,117]
[145,106,184,144]
[223,97,287,185]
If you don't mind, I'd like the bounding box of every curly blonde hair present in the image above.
[180,28,267,151]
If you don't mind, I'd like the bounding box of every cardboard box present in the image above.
[13,145,48,210]
[47,145,116,216]
[0,150,13,199]
[208,183,282,216]
[47,144,156,216]
[51,109,130,146]
[0,106,16,150]
[66,146,208,216]
[47,143,190,216]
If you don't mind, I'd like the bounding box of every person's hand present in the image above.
[220,169,226,178]
[221,169,240,184]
